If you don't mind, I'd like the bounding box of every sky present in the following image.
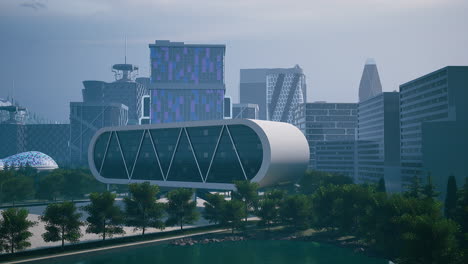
[0,0,467,122]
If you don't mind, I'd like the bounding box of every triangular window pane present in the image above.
[93,132,111,172]
[117,130,144,172]
[101,132,128,179]
[166,131,202,182]
[132,131,164,181]
[186,126,222,176]
[206,128,245,183]
[150,128,181,176]
[228,125,263,180]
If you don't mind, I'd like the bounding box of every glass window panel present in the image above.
[132,131,164,181]
[186,126,222,176]
[101,132,128,179]
[206,128,245,183]
[150,128,181,175]
[93,132,111,171]
[166,131,203,182]
[228,125,263,180]
[117,130,144,171]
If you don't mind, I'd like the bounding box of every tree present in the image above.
[406,175,422,199]
[221,200,246,233]
[203,193,226,224]
[444,175,457,219]
[83,192,125,240]
[299,170,353,195]
[280,194,311,230]
[455,178,468,248]
[232,181,259,221]
[124,182,165,235]
[256,190,285,230]
[377,177,386,193]
[422,174,439,200]
[41,201,83,247]
[0,208,36,253]
[256,198,278,230]
[36,172,64,201]
[165,189,199,230]
[1,176,35,204]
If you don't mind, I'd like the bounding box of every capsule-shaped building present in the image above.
[88,119,309,190]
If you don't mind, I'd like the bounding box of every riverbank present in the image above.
[0,225,227,264]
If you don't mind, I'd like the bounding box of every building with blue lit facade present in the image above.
[149,40,226,124]
[0,151,59,171]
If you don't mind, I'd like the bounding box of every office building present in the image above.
[266,65,307,123]
[232,104,259,119]
[149,40,226,123]
[294,102,357,172]
[88,119,309,190]
[239,69,269,120]
[82,63,148,125]
[359,59,382,102]
[70,102,128,167]
[357,92,400,192]
[315,140,357,178]
[400,66,468,192]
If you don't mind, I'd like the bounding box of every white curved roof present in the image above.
[0,151,59,171]
[88,119,309,190]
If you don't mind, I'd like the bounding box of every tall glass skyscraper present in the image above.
[266,65,306,123]
[359,59,382,102]
[149,40,226,124]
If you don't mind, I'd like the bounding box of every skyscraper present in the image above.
[359,59,382,102]
[357,92,400,192]
[82,64,148,125]
[294,102,357,172]
[232,103,259,119]
[239,69,269,120]
[149,40,226,123]
[266,65,307,123]
[399,66,468,191]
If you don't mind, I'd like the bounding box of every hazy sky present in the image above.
[0,0,467,122]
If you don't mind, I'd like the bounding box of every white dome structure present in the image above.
[0,151,59,171]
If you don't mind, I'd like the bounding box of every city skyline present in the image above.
[1,0,467,121]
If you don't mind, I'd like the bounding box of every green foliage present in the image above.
[455,178,468,249]
[397,215,460,264]
[280,194,311,230]
[299,170,353,195]
[232,181,259,221]
[220,200,246,233]
[421,174,440,200]
[165,189,199,230]
[405,175,422,198]
[83,192,125,240]
[38,169,105,201]
[256,190,285,229]
[41,201,83,247]
[124,182,165,235]
[444,175,458,219]
[0,208,36,253]
[203,193,226,224]
[0,175,35,203]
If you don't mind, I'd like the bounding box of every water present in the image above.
[54,240,387,264]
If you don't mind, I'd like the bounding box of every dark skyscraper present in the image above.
[358,59,382,102]
[239,68,269,120]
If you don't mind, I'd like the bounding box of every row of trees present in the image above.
[0,183,199,253]
[0,168,107,204]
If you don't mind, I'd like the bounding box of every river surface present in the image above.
[55,240,387,264]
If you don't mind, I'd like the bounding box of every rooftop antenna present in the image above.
[125,36,127,64]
